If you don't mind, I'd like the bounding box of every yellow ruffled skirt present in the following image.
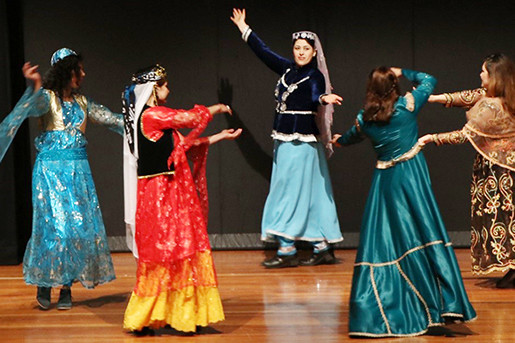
[123,250,224,332]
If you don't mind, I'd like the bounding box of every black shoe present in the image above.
[496,269,515,289]
[132,327,154,336]
[261,254,298,268]
[36,287,51,310]
[299,249,336,266]
[56,287,72,310]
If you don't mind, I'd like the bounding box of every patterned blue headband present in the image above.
[50,48,78,66]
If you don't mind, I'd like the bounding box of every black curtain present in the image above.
[3,0,515,253]
[0,0,32,264]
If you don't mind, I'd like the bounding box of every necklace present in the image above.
[274,68,310,112]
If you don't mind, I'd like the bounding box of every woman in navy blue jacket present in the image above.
[231,8,343,268]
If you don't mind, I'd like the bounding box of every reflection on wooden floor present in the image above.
[0,249,513,342]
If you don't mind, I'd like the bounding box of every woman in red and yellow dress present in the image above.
[121,65,241,333]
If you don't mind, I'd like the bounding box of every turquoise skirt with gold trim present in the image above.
[349,153,476,337]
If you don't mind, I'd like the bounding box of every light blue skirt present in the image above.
[261,140,342,243]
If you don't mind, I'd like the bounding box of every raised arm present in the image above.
[401,69,437,113]
[0,86,49,162]
[428,88,486,108]
[22,62,42,92]
[230,8,290,75]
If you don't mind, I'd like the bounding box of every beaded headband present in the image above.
[50,48,78,66]
[292,31,316,42]
[131,64,167,84]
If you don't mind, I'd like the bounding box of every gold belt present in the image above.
[376,142,424,169]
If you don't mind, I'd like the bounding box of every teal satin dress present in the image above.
[338,70,476,337]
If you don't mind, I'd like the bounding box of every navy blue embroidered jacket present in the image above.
[246,30,325,140]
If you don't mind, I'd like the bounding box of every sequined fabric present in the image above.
[0,87,123,288]
[124,105,223,332]
[471,153,515,274]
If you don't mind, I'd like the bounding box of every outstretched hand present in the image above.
[220,128,243,140]
[208,103,233,116]
[22,62,42,89]
[427,95,438,103]
[230,8,248,33]
[330,134,342,147]
[208,128,243,145]
[322,94,343,106]
[418,134,433,145]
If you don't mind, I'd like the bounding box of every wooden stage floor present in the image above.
[0,249,513,342]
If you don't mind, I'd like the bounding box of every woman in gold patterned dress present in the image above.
[420,53,515,288]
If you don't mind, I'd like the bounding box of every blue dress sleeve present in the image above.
[246,30,291,75]
[402,69,437,113]
[87,99,124,136]
[337,112,366,146]
[0,87,49,162]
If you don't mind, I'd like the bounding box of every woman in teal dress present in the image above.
[332,67,476,337]
[0,48,121,310]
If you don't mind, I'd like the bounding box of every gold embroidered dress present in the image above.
[434,93,515,274]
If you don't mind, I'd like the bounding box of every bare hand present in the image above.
[208,128,243,145]
[418,134,433,145]
[390,67,402,78]
[230,8,248,32]
[322,94,343,106]
[428,95,438,103]
[208,103,233,116]
[22,62,42,85]
[220,128,243,140]
[330,134,342,147]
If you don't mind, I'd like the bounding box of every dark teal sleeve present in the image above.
[337,113,366,146]
[402,69,437,113]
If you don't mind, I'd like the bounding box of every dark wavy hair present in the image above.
[483,53,515,114]
[42,54,83,97]
[362,66,400,123]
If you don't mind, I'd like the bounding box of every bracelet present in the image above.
[443,93,453,108]
[432,134,441,145]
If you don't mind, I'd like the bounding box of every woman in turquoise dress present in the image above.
[332,67,476,337]
[0,48,122,310]
[231,9,343,268]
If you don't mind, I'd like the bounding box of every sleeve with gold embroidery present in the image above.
[442,88,486,108]
[433,129,467,145]
[141,105,212,142]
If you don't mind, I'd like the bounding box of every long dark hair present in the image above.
[484,53,515,114]
[42,54,83,97]
[362,66,400,122]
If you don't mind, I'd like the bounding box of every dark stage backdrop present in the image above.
[3,0,514,252]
